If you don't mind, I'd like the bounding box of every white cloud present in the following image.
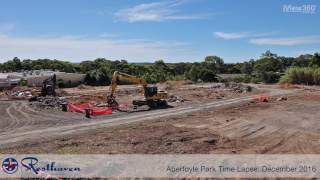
[213,32,249,40]
[213,31,275,40]
[0,34,194,62]
[214,32,320,46]
[249,36,320,46]
[0,23,15,33]
[114,0,204,22]
[99,33,118,38]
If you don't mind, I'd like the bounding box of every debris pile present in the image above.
[29,96,67,110]
[276,96,288,101]
[10,90,33,98]
[224,82,253,93]
[168,95,185,103]
[2,87,36,99]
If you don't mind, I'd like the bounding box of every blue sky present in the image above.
[0,0,319,63]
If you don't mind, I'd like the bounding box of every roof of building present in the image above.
[0,73,9,79]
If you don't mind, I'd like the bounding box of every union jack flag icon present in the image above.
[2,158,18,174]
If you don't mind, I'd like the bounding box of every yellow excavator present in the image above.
[106,71,168,109]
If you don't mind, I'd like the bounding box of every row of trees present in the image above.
[0,51,319,85]
[235,51,320,83]
[0,57,77,73]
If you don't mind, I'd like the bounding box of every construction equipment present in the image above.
[107,71,168,109]
[41,74,57,96]
[29,74,57,101]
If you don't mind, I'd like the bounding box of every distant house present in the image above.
[0,74,21,89]
[27,72,85,87]
[0,70,85,88]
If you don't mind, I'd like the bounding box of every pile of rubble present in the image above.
[29,96,67,111]
[10,90,33,98]
[224,82,253,93]
[168,95,186,103]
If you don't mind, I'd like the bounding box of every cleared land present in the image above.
[0,82,318,154]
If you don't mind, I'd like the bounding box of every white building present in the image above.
[0,73,21,89]
[0,70,85,88]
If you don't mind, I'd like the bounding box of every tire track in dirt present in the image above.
[1,102,32,136]
[1,101,63,135]
[16,102,36,127]
[5,103,20,130]
[240,126,265,138]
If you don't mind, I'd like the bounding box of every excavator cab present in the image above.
[29,74,57,101]
[41,74,56,97]
[144,86,158,97]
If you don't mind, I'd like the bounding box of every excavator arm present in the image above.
[107,71,147,108]
[109,71,147,97]
[107,71,168,109]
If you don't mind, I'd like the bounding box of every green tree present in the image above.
[79,61,98,73]
[241,59,254,75]
[199,68,217,82]
[85,67,110,86]
[12,57,22,71]
[186,60,217,82]
[292,54,313,67]
[309,53,320,67]
[147,60,173,82]
[186,63,201,81]
[253,57,282,73]
[21,59,32,70]
[204,56,224,73]
[261,50,277,59]
[278,56,294,71]
[0,63,3,72]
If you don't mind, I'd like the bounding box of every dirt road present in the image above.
[0,86,295,148]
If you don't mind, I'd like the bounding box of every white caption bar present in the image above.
[1,155,320,178]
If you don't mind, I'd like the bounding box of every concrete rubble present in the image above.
[224,82,253,93]
[276,96,288,101]
[167,95,185,103]
[10,90,33,98]
[29,96,67,110]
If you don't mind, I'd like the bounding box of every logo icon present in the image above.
[2,157,19,174]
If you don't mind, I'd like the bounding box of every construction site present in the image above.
[1,1,320,178]
[0,72,319,155]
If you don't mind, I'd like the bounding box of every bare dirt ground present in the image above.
[0,82,317,154]
[61,81,256,105]
[0,82,261,148]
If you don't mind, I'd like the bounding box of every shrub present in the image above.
[250,77,261,84]
[18,79,28,86]
[259,71,281,83]
[84,68,110,86]
[231,75,251,83]
[280,67,320,85]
